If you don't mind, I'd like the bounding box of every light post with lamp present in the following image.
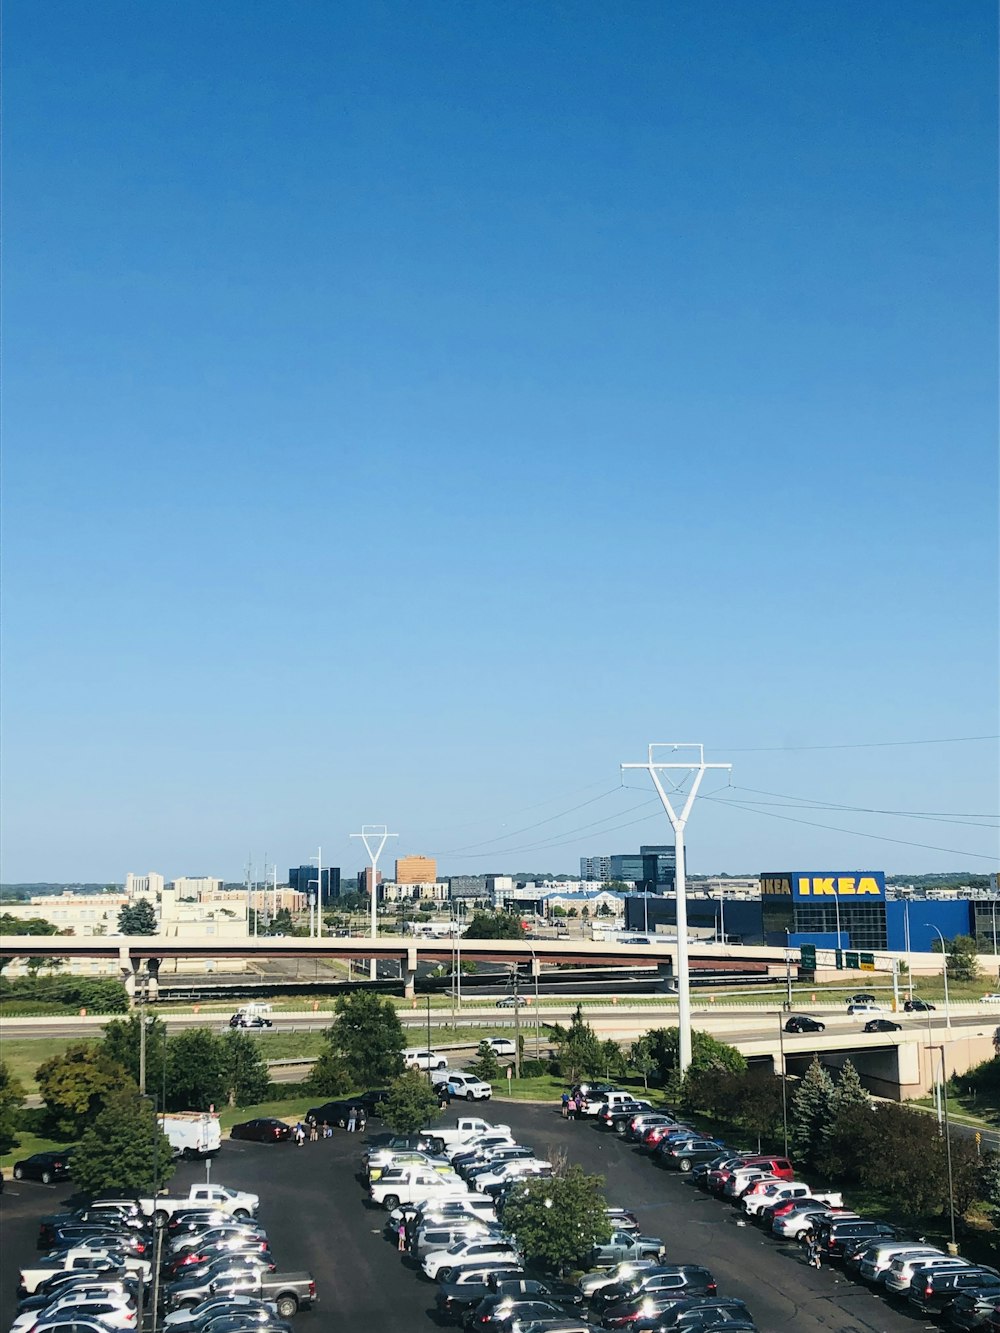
[926,924,953,1030]
[926,1042,959,1255]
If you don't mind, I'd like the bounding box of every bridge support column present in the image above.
[657,962,676,994]
[144,958,161,1001]
[404,947,418,1000]
[119,947,137,1004]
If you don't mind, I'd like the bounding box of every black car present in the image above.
[357,1088,390,1116]
[467,1284,583,1329]
[909,1267,1000,1314]
[474,1298,572,1331]
[436,1269,527,1322]
[783,1016,825,1034]
[627,1297,754,1333]
[596,1105,652,1134]
[12,1151,73,1184]
[230,1118,292,1143]
[864,1019,902,1033]
[305,1100,355,1127]
[904,998,937,1013]
[596,1268,717,1321]
[815,1219,904,1261]
[848,993,877,1004]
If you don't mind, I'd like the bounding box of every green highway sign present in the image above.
[859,952,875,971]
[845,951,860,969]
[800,944,817,969]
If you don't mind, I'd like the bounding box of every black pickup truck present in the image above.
[166,1270,317,1318]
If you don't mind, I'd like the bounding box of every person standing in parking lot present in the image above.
[561,1092,570,1118]
[397,1220,407,1252]
[347,1105,358,1132]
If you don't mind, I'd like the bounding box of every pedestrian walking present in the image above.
[347,1105,358,1133]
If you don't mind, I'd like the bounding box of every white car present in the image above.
[438,1072,493,1101]
[473,1159,552,1191]
[422,1239,520,1281]
[13,1294,137,1332]
[847,1002,885,1016]
[982,993,1000,1003]
[404,1049,449,1071]
[883,1252,964,1293]
[486,1037,517,1057]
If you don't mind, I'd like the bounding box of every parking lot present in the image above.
[0,1100,924,1333]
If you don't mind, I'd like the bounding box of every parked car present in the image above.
[908,1266,1000,1315]
[435,1268,526,1322]
[595,1266,717,1320]
[437,1073,494,1102]
[858,1244,946,1285]
[424,1240,522,1282]
[230,1119,292,1144]
[589,1231,666,1268]
[784,1016,825,1033]
[945,1291,1000,1331]
[864,1019,902,1033]
[815,1218,905,1261]
[635,1296,755,1333]
[162,1296,279,1331]
[904,999,936,1012]
[655,1140,728,1174]
[883,1253,967,1296]
[579,1262,665,1300]
[13,1151,73,1184]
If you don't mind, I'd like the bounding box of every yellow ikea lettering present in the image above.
[856,877,880,896]
[808,877,835,896]
[837,878,857,895]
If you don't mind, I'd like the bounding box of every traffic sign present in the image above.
[800,944,817,970]
[859,952,875,971]
[845,951,860,969]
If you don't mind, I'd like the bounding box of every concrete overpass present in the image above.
[0,934,790,998]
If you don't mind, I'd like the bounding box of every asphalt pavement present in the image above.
[0,1099,932,1333]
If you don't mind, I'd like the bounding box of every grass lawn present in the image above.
[1,1035,100,1096]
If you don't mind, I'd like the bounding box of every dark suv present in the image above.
[598,1268,717,1325]
[946,1292,1000,1331]
[654,1140,728,1174]
[631,1297,754,1333]
[784,1016,825,1033]
[909,1267,1000,1315]
[816,1219,904,1261]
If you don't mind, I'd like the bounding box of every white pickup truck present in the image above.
[18,1247,151,1295]
[139,1183,259,1221]
[742,1181,844,1217]
[370,1167,474,1211]
[422,1118,511,1151]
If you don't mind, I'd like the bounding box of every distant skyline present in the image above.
[2,2,997,883]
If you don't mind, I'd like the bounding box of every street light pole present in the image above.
[927,924,953,1030]
[621,744,732,1075]
[777,1014,788,1157]
[927,1043,958,1253]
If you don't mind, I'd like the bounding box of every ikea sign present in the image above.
[762,872,886,901]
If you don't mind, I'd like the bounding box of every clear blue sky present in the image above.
[3,1,997,884]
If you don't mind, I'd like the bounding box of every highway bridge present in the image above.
[0,934,792,997]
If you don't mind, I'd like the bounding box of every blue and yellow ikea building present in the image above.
[624,871,996,951]
[762,871,991,952]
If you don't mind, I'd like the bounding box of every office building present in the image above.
[125,872,164,900]
[358,867,383,896]
[396,855,437,885]
[172,877,223,898]
[288,866,341,901]
[580,856,612,882]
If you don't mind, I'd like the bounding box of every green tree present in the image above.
[383,1069,440,1133]
[549,1006,604,1083]
[221,1030,270,1107]
[931,933,981,982]
[468,1041,503,1082]
[502,1166,612,1274]
[330,992,405,1087]
[629,1036,657,1091]
[36,1043,133,1137]
[166,1029,229,1110]
[789,1057,835,1167]
[736,1070,785,1147]
[0,1059,25,1153]
[0,914,60,935]
[646,1028,746,1093]
[305,1048,353,1098]
[117,898,158,935]
[599,1039,628,1081]
[72,1091,175,1195]
[101,1014,168,1093]
[859,1102,948,1215]
[463,912,525,940]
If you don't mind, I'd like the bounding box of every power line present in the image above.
[712,734,999,754]
[448,803,667,859]
[703,794,1000,862]
[711,785,999,829]
[419,778,617,836]
[433,786,625,855]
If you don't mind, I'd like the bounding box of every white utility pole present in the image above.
[351,825,398,981]
[621,743,732,1075]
